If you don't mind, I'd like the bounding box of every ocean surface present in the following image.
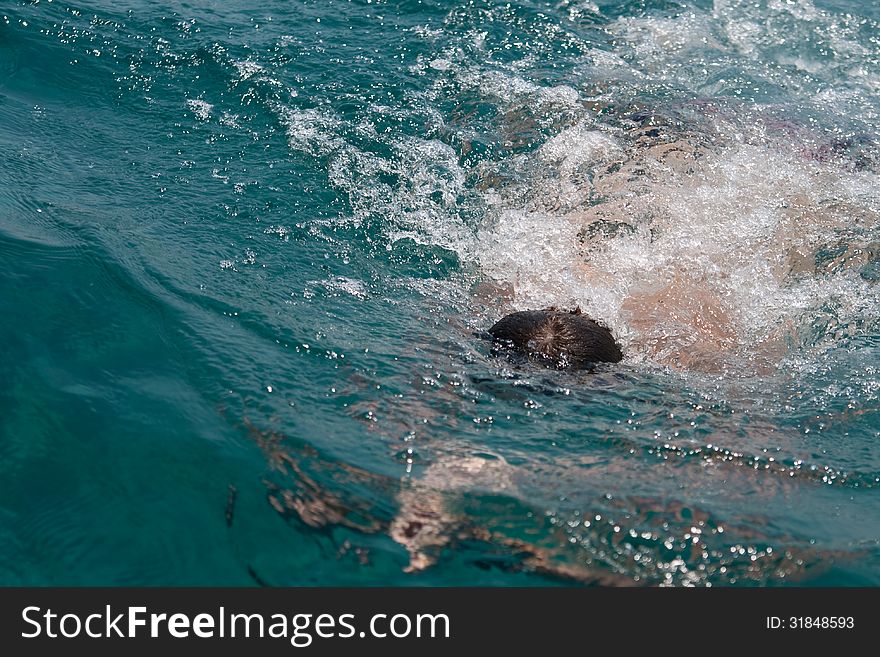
[1,0,879,586]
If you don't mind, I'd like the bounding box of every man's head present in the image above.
[488,308,622,369]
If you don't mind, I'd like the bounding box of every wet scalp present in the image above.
[488,308,623,369]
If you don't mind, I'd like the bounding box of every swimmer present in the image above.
[487,307,623,368]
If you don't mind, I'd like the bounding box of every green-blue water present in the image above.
[1,0,879,586]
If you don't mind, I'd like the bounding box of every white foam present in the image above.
[185,98,213,122]
[233,59,264,81]
[539,125,620,168]
[324,132,474,254]
[279,107,346,157]
[316,277,369,299]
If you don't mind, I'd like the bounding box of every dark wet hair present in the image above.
[488,308,622,369]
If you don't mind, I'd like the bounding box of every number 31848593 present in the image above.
[767,617,855,629]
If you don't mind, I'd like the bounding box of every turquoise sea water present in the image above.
[1,0,879,586]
